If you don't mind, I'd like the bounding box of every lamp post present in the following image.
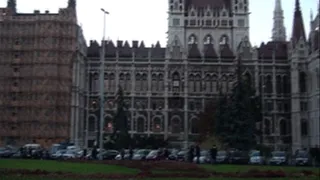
[98,8,109,158]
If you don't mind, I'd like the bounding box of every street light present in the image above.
[98,8,109,159]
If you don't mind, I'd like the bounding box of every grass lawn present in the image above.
[0,159,138,174]
[0,159,319,180]
[201,164,320,173]
[0,176,319,180]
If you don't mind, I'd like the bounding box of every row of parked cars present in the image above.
[0,144,317,166]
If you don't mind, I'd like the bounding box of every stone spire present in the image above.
[291,0,306,43]
[68,0,76,9]
[7,0,16,13]
[272,0,286,41]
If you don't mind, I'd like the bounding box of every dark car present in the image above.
[294,150,311,166]
[168,149,179,160]
[98,150,119,160]
[269,151,288,165]
[228,151,249,164]
[146,150,163,160]
[176,150,187,161]
[216,151,228,164]
[0,147,14,158]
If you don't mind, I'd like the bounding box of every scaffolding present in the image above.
[0,6,77,147]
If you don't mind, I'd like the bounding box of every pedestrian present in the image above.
[195,145,200,164]
[188,145,194,163]
[210,145,217,164]
[129,146,133,160]
[83,149,87,159]
[120,148,125,160]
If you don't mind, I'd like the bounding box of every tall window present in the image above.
[299,72,307,93]
[172,72,180,92]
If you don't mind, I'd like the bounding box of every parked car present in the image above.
[61,150,77,159]
[269,151,288,165]
[249,150,265,165]
[146,150,162,160]
[228,150,249,164]
[132,149,150,160]
[115,150,130,160]
[216,151,228,164]
[0,147,14,158]
[294,150,311,166]
[193,150,211,164]
[176,150,187,161]
[98,150,119,160]
[51,150,67,159]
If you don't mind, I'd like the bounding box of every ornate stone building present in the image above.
[84,0,319,150]
[0,0,87,147]
[85,0,319,150]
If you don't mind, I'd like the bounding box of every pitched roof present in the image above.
[188,44,201,59]
[119,41,132,57]
[203,44,218,59]
[186,0,231,9]
[151,41,165,58]
[219,44,234,58]
[291,0,306,43]
[258,41,288,59]
[87,40,100,57]
[105,41,116,57]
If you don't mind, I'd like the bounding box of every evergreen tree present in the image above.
[112,86,130,148]
[221,57,259,150]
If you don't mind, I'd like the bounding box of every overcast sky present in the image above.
[0,0,317,46]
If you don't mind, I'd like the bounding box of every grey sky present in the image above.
[0,0,318,46]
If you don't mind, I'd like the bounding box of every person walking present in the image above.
[195,145,200,164]
[210,145,217,164]
[188,145,194,163]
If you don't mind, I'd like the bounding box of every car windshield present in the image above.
[178,151,186,155]
[200,150,208,156]
[272,151,285,157]
[149,150,158,156]
[251,151,260,157]
[135,150,146,155]
[217,151,226,156]
[296,151,308,158]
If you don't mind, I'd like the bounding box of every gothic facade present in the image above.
[84,0,319,151]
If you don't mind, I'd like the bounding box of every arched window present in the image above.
[204,74,211,93]
[221,75,227,93]
[243,72,252,85]
[195,74,201,92]
[136,117,145,133]
[135,74,141,91]
[265,75,273,94]
[301,120,308,136]
[219,34,229,45]
[299,72,307,93]
[191,118,199,134]
[93,72,99,92]
[158,74,164,91]
[152,74,157,91]
[204,34,213,45]
[189,74,194,92]
[282,75,290,94]
[141,74,148,91]
[188,34,197,44]
[125,73,131,92]
[264,119,270,135]
[171,117,181,133]
[153,117,162,132]
[119,73,125,90]
[280,119,287,136]
[212,75,218,92]
[276,75,282,95]
[88,116,96,132]
[172,72,180,92]
[109,73,115,92]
